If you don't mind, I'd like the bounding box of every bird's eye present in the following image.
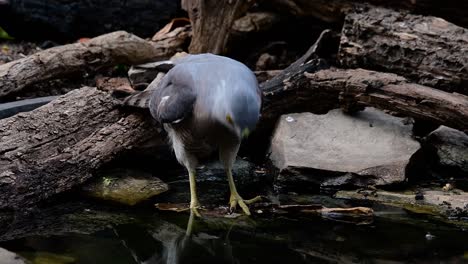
[226,114,234,125]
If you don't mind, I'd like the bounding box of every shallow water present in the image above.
[1,202,468,264]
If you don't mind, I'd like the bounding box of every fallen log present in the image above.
[338,7,468,95]
[0,29,190,100]
[306,69,468,134]
[0,87,161,210]
[260,67,468,134]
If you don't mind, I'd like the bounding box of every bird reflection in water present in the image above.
[112,212,237,264]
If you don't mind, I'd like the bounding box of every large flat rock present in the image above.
[269,108,421,189]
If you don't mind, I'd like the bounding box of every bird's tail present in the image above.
[123,70,170,109]
[123,90,153,109]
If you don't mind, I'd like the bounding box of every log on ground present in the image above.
[0,87,161,210]
[338,7,468,95]
[260,67,468,135]
[0,29,190,100]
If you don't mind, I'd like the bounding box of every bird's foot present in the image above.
[190,201,203,217]
[229,193,262,216]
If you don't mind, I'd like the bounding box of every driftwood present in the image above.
[338,7,468,95]
[181,0,254,54]
[305,69,468,134]
[0,88,160,210]
[0,29,190,100]
[260,65,468,134]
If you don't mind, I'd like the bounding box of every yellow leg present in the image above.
[186,210,195,236]
[227,169,262,215]
[189,170,201,217]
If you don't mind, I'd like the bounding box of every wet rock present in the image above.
[26,252,75,264]
[0,247,30,264]
[424,126,468,176]
[335,189,468,225]
[269,108,421,190]
[0,96,58,119]
[82,169,169,206]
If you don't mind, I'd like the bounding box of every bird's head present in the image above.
[222,89,261,139]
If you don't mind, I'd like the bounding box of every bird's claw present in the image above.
[189,200,203,217]
[229,194,262,215]
[190,206,202,217]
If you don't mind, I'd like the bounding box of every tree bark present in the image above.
[338,7,468,95]
[0,87,161,210]
[182,0,254,54]
[259,66,468,134]
[305,69,468,134]
[0,29,190,100]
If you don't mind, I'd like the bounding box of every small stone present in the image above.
[442,183,454,192]
[415,191,424,200]
[425,232,435,240]
[82,169,169,206]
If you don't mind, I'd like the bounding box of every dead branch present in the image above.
[338,7,468,95]
[0,29,190,100]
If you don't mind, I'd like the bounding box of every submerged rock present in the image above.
[335,188,468,225]
[269,108,421,190]
[424,126,468,176]
[82,169,169,206]
[0,247,30,264]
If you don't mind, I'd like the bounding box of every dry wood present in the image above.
[260,67,468,134]
[0,29,190,100]
[182,0,254,54]
[0,87,161,210]
[338,7,468,95]
[306,69,468,134]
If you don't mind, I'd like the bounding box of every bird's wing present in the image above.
[149,66,197,124]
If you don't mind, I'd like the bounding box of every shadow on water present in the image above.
[1,201,468,264]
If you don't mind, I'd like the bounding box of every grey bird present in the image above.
[125,53,262,216]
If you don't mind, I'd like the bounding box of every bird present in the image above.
[124,53,262,217]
